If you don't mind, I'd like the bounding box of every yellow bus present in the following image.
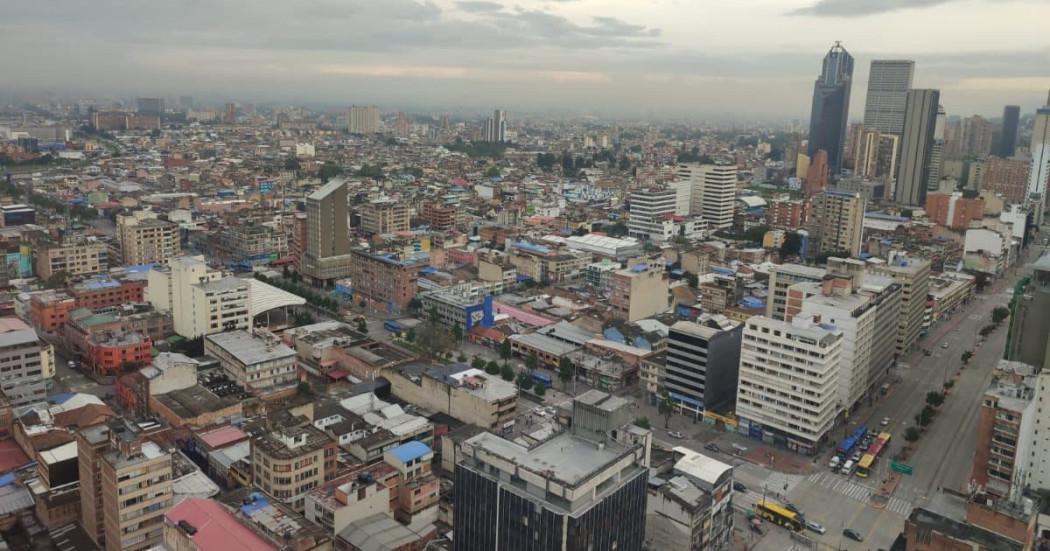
[855,454,875,478]
[754,499,803,531]
[855,432,891,478]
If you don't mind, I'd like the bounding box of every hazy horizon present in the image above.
[3,0,1049,121]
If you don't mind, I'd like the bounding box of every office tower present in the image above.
[359,199,410,235]
[875,134,900,179]
[808,42,854,175]
[1029,97,1050,208]
[868,253,931,354]
[485,109,507,142]
[895,89,940,206]
[736,315,844,455]
[943,116,963,159]
[136,97,164,116]
[453,391,650,551]
[223,102,236,124]
[301,178,353,285]
[926,105,946,192]
[664,314,744,417]
[805,149,829,197]
[863,60,914,135]
[961,115,995,157]
[999,105,1020,157]
[0,318,47,407]
[627,188,677,241]
[1005,254,1050,369]
[667,177,692,215]
[810,190,865,257]
[766,264,826,320]
[348,105,380,134]
[700,162,737,229]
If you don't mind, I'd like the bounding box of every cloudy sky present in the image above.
[3,0,1049,121]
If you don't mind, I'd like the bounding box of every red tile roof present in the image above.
[0,439,30,473]
[197,425,248,450]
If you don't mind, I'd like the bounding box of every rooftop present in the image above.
[153,384,239,419]
[508,332,579,357]
[907,507,1021,551]
[463,430,633,488]
[206,330,295,366]
[337,513,433,551]
[165,497,276,551]
[388,441,431,464]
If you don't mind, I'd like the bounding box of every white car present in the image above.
[667,431,684,439]
[880,416,891,426]
[806,520,826,535]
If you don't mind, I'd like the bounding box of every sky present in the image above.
[3,0,1050,121]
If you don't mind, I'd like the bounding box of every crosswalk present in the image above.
[805,471,913,516]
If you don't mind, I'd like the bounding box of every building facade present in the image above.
[895,89,941,207]
[808,42,854,175]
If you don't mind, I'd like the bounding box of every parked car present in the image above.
[806,521,826,535]
[667,431,684,439]
[941,342,950,349]
[881,416,891,426]
[828,456,841,470]
[843,528,863,542]
[784,502,802,515]
[733,481,747,492]
[704,443,719,452]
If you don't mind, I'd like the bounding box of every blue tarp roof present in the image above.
[49,393,75,405]
[389,441,431,464]
[0,473,15,487]
[740,296,765,308]
[241,492,270,515]
[419,266,439,274]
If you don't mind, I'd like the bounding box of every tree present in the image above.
[500,339,512,364]
[779,232,803,258]
[428,306,440,324]
[457,353,467,362]
[516,372,533,391]
[992,306,1011,325]
[916,405,936,426]
[297,381,312,396]
[658,390,675,428]
[684,272,699,288]
[120,361,140,373]
[744,225,771,244]
[407,297,422,313]
[356,319,368,333]
[405,328,416,343]
[961,350,974,364]
[980,325,996,337]
[44,270,70,289]
[533,384,546,397]
[633,417,651,429]
[284,156,301,171]
[904,426,921,442]
[973,272,991,292]
[471,356,485,370]
[484,166,501,178]
[525,352,538,372]
[452,324,464,343]
[318,161,343,183]
[558,357,574,391]
[500,364,514,381]
[926,391,945,408]
[282,265,291,279]
[485,361,500,375]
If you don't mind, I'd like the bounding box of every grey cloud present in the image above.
[788,0,955,16]
[456,1,504,12]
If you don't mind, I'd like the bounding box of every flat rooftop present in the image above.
[206,330,295,366]
[464,430,633,488]
[154,384,239,419]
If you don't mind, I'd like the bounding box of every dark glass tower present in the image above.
[999,105,1020,157]
[808,42,854,177]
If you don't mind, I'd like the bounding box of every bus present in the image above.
[855,432,891,478]
[754,499,803,532]
[837,425,867,456]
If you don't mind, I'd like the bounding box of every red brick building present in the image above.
[981,157,1031,203]
[767,199,808,229]
[27,291,76,332]
[347,249,424,313]
[84,331,152,376]
[68,278,146,310]
[420,202,458,231]
[925,193,985,231]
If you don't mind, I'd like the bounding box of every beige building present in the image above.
[359,200,410,235]
[117,211,181,266]
[348,105,380,134]
[146,256,250,338]
[204,330,297,395]
[251,424,338,512]
[811,190,865,257]
[867,254,931,354]
[302,178,353,285]
[610,260,669,321]
[386,364,518,431]
[34,239,108,280]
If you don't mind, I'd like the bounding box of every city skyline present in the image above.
[3,0,1050,119]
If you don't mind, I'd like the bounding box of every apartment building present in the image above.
[610,260,669,321]
[34,239,108,280]
[359,200,410,235]
[146,256,250,338]
[347,249,425,313]
[736,315,844,455]
[970,361,1037,499]
[251,424,338,512]
[867,254,931,354]
[0,318,47,408]
[810,190,865,257]
[117,213,181,266]
[766,263,826,321]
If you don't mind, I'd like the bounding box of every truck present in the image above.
[828,455,841,470]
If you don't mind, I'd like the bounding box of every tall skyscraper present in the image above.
[485,109,507,142]
[348,105,380,134]
[808,42,854,176]
[1029,94,1050,212]
[862,60,914,135]
[895,89,940,206]
[700,162,737,229]
[926,105,946,192]
[999,105,1020,157]
[301,178,353,285]
[960,115,995,157]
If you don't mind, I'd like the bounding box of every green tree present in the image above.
[658,390,675,428]
[980,325,996,337]
[457,353,468,362]
[744,225,771,244]
[633,417,651,429]
[297,381,312,396]
[904,426,921,443]
[428,306,440,324]
[558,357,574,391]
[284,156,301,171]
[120,361,140,373]
[526,351,538,372]
[961,350,973,364]
[500,364,514,381]
[471,356,485,370]
[916,405,936,426]
[405,328,416,343]
[500,339,512,365]
[407,297,422,313]
[44,270,70,289]
[992,306,1011,325]
[516,372,533,391]
[533,384,546,397]
[318,161,343,183]
[485,361,500,375]
[484,166,501,178]
[452,323,464,343]
[779,232,803,258]
[926,391,945,407]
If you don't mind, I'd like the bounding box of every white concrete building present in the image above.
[700,163,737,230]
[628,188,676,241]
[0,318,47,407]
[204,330,298,395]
[147,256,251,338]
[736,315,843,455]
